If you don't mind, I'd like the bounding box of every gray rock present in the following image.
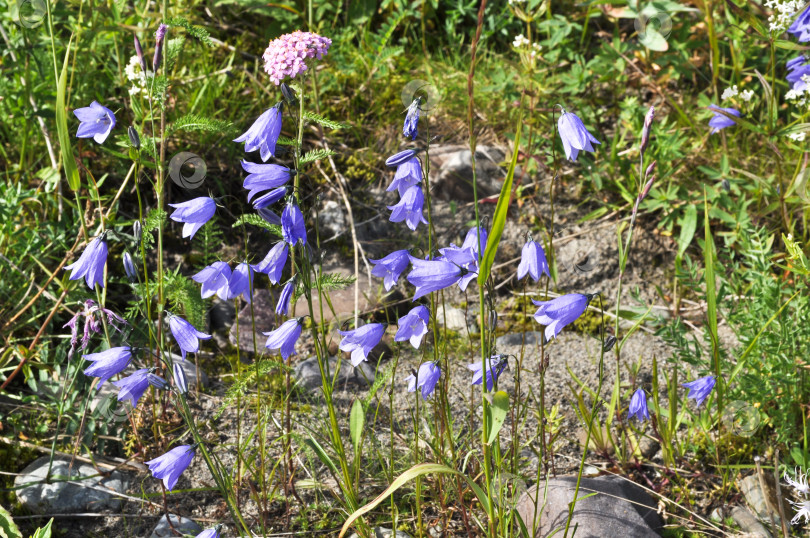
[515,475,662,537]
[319,199,348,239]
[730,505,772,538]
[496,331,545,348]
[436,305,468,332]
[149,514,202,538]
[349,527,413,538]
[14,457,128,514]
[208,297,235,331]
[430,145,506,202]
[294,356,375,392]
[738,474,787,527]
[172,354,210,390]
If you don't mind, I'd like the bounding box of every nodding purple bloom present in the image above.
[558,110,600,161]
[386,149,419,167]
[148,373,169,390]
[241,161,293,201]
[253,186,288,210]
[403,97,421,140]
[234,104,283,161]
[338,323,386,366]
[195,527,222,538]
[282,202,307,245]
[111,369,151,408]
[627,388,650,422]
[468,355,508,392]
[153,23,168,71]
[254,242,288,285]
[682,375,716,407]
[461,226,488,260]
[74,101,116,144]
[707,105,739,134]
[173,362,189,395]
[168,314,211,360]
[406,361,441,400]
[395,305,430,349]
[263,318,303,359]
[388,185,428,231]
[225,262,255,304]
[258,207,283,225]
[123,251,137,282]
[145,444,195,492]
[168,197,216,240]
[387,157,422,196]
[133,35,147,74]
[438,246,478,291]
[789,6,810,42]
[82,346,132,389]
[517,239,550,282]
[192,261,232,300]
[407,256,463,301]
[531,293,590,341]
[787,56,810,89]
[276,278,296,316]
[66,233,109,289]
[369,249,410,291]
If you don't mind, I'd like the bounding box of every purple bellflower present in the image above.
[226,262,254,303]
[438,246,477,291]
[145,444,195,491]
[461,226,488,260]
[531,293,591,341]
[258,207,283,225]
[517,239,550,282]
[403,97,421,140]
[395,305,430,349]
[195,526,222,538]
[682,375,716,407]
[153,24,168,71]
[386,149,419,167]
[789,6,810,42]
[263,318,303,359]
[241,161,293,201]
[168,314,211,360]
[253,186,288,210]
[111,368,151,408]
[708,105,739,134]
[369,249,410,291]
[173,362,189,395]
[123,251,137,282]
[388,185,428,231]
[74,101,116,144]
[407,256,463,300]
[387,157,422,196]
[468,355,508,392]
[627,388,650,422]
[83,346,132,389]
[147,373,169,390]
[406,361,441,400]
[338,323,386,367]
[558,110,600,161]
[254,242,288,284]
[234,103,283,161]
[276,278,296,316]
[168,197,216,240]
[66,233,109,289]
[192,261,232,300]
[282,201,307,245]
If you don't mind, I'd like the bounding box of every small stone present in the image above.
[293,356,375,392]
[149,514,202,538]
[730,505,772,538]
[496,331,544,348]
[209,297,235,331]
[738,474,789,526]
[430,145,506,202]
[436,305,468,332]
[582,465,601,476]
[14,457,128,514]
[318,199,348,239]
[710,507,724,522]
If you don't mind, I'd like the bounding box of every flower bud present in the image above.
[173,362,188,395]
[639,175,656,202]
[722,179,730,192]
[133,221,142,244]
[640,106,655,156]
[133,36,147,74]
[123,251,137,282]
[645,160,656,179]
[153,23,168,72]
[603,335,617,352]
[280,83,296,105]
[148,373,169,390]
[128,126,141,149]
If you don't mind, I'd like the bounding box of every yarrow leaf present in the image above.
[232,213,283,237]
[300,149,338,165]
[302,111,346,130]
[166,17,216,48]
[169,113,235,135]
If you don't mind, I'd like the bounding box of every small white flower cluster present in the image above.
[786,468,810,525]
[721,85,754,102]
[789,132,806,141]
[786,75,810,106]
[765,0,803,34]
[124,55,151,97]
[512,35,541,58]
[508,0,528,4]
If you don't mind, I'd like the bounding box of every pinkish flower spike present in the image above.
[262,31,332,85]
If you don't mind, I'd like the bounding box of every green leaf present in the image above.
[302,111,346,130]
[232,213,283,237]
[703,191,720,375]
[774,40,810,50]
[55,37,80,191]
[304,436,339,477]
[168,113,234,135]
[485,390,509,445]
[677,203,697,258]
[638,28,668,51]
[478,117,521,286]
[349,399,364,453]
[300,148,338,165]
[165,17,216,47]
[0,504,22,538]
[30,518,53,538]
[724,0,768,38]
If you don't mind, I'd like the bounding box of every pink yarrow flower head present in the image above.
[262,31,332,85]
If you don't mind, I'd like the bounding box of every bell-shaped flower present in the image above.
[531,293,590,341]
[282,201,307,245]
[388,185,428,231]
[276,278,296,316]
[263,318,303,359]
[66,233,109,289]
[681,375,716,407]
[437,246,477,291]
[407,256,463,300]
[241,161,293,201]
[406,361,441,400]
[82,346,132,389]
[168,197,216,240]
[789,6,810,42]
[387,157,422,196]
[338,323,386,367]
[369,249,410,291]
[192,261,232,300]
[74,101,116,144]
[225,262,254,303]
[385,149,419,167]
[195,527,222,538]
[111,368,152,408]
[468,355,508,392]
[258,207,282,225]
[461,226,487,260]
[253,186,288,210]
[254,242,288,284]
[395,305,430,349]
[145,444,196,491]
[627,388,650,422]
[173,362,189,395]
[517,239,550,282]
[558,110,600,161]
[168,314,211,360]
[403,97,421,140]
[123,251,137,282]
[234,103,283,161]
[707,105,739,134]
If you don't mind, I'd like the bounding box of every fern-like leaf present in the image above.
[166,17,216,48]
[169,113,234,135]
[232,213,283,237]
[300,149,338,165]
[302,111,346,130]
